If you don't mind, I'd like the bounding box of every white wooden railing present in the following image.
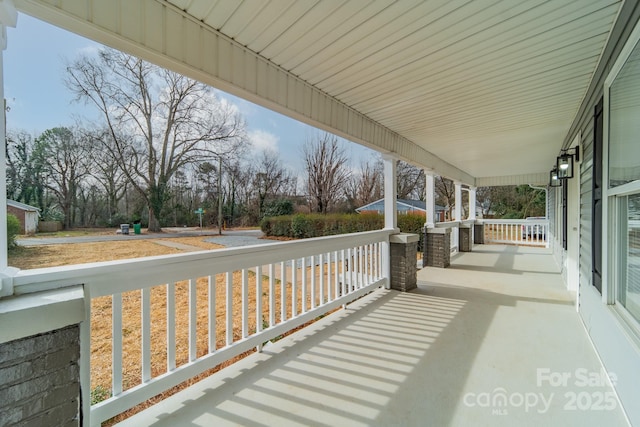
[13,230,392,426]
[482,219,549,247]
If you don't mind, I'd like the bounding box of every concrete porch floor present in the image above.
[118,245,629,427]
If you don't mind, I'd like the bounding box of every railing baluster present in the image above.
[341,249,347,297]
[167,283,175,370]
[189,279,197,362]
[141,287,151,382]
[364,244,370,285]
[269,263,275,327]
[291,259,297,317]
[242,269,248,338]
[301,257,307,313]
[208,276,215,353]
[225,272,233,347]
[255,265,262,352]
[319,253,325,305]
[326,252,332,302]
[359,246,364,288]
[280,261,286,322]
[311,255,316,309]
[377,243,380,278]
[112,292,123,395]
[333,251,339,299]
[349,248,355,293]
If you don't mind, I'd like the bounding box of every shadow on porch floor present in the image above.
[117,245,628,427]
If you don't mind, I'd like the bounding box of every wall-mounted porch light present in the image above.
[556,146,579,179]
[549,167,561,187]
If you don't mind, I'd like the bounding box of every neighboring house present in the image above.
[7,199,40,235]
[356,198,446,222]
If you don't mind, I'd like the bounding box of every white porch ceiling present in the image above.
[15,0,623,184]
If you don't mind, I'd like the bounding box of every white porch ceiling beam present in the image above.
[476,173,549,187]
[14,0,475,185]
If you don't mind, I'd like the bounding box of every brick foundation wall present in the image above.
[459,227,471,252]
[474,223,485,244]
[424,230,451,268]
[0,325,81,426]
[390,238,418,292]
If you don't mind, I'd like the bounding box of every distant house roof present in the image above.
[7,199,40,212]
[356,198,445,213]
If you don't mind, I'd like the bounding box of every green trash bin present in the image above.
[133,223,141,235]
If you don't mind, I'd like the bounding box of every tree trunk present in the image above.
[148,207,161,232]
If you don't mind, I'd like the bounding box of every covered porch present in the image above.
[118,245,626,427]
[1,1,639,426]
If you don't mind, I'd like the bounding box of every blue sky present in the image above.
[4,13,376,174]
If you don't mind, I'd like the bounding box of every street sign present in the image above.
[194,208,205,229]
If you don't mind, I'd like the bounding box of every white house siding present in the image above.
[24,212,38,235]
[579,111,594,292]
[567,3,640,425]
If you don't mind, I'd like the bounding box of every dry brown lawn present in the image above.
[9,240,180,269]
[9,236,337,425]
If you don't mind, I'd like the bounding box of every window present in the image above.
[606,23,640,328]
[609,38,640,188]
[616,194,640,323]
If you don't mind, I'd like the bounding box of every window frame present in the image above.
[603,19,640,336]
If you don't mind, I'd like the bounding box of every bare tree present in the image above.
[345,157,383,209]
[38,127,91,228]
[397,161,425,200]
[435,176,455,220]
[253,151,296,218]
[66,48,246,231]
[303,133,351,214]
[83,128,129,225]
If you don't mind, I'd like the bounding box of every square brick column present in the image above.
[459,226,471,252]
[474,223,485,244]
[0,325,81,426]
[390,233,419,292]
[424,228,451,268]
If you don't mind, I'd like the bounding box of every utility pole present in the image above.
[218,156,223,235]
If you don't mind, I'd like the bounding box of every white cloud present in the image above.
[76,44,101,56]
[249,129,279,153]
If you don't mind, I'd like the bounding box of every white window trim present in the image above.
[603,18,640,321]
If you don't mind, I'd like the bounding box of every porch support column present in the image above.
[425,171,436,228]
[453,181,462,251]
[424,172,451,268]
[381,155,416,291]
[0,0,17,297]
[468,186,477,250]
[382,155,397,290]
[468,186,477,220]
[382,154,398,231]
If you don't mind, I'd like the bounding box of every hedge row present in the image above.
[260,213,425,251]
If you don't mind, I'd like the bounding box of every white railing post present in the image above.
[382,155,397,289]
[425,172,436,228]
[453,182,462,252]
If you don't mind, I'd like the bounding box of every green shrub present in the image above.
[398,213,426,252]
[291,214,312,238]
[262,212,424,248]
[263,199,294,218]
[7,214,20,249]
